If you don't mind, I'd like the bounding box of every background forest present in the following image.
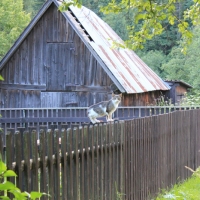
[1,0,200,95]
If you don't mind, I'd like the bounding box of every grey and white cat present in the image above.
[87,93,122,124]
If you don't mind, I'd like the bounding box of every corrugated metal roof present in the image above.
[165,80,192,88]
[67,4,170,93]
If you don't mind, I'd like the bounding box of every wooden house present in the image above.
[0,0,169,108]
[164,80,192,105]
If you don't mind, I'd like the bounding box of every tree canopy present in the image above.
[0,0,31,80]
[60,0,200,53]
[163,25,200,91]
[0,0,30,60]
[23,0,46,18]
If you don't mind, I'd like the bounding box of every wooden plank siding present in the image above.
[1,109,200,199]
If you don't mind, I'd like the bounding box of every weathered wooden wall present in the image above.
[122,91,162,106]
[164,82,189,105]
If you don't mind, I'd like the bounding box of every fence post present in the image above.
[39,128,48,200]
[23,130,31,193]
[119,120,125,200]
[0,128,4,161]
[61,128,67,200]
[47,129,54,199]
[53,128,60,200]
[31,129,39,192]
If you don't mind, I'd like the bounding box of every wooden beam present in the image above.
[66,102,78,106]
[0,117,90,123]
[46,41,74,44]
[0,83,46,91]
[65,85,112,92]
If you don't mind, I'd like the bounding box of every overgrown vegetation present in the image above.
[180,91,200,106]
[0,156,48,199]
[153,94,174,106]
[155,167,200,200]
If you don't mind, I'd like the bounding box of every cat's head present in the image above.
[111,93,122,104]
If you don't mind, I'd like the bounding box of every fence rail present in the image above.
[0,106,199,135]
[0,109,200,199]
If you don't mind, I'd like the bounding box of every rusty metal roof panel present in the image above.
[69,5,169,94]
[69,5,123,45]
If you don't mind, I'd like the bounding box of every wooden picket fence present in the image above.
[0,109,200,199]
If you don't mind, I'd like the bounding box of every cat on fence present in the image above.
[87,93,122,124]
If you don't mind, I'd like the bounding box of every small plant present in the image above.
[179,91,200,106]
[155,166,200,200]
[0,155,48,200]
[115,183,125,200]
[152,93,174,106]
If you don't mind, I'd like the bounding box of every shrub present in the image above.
[0,155,48,199]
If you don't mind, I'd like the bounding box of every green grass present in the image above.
[155,168,200,200]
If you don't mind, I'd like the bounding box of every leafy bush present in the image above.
[0,156,47,200]
[180,91,200,106]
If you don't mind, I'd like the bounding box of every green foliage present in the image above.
[137,50,167,78]
[0,0,30,60]
[23,0,46,18]
[179,91,200,106]
[115,183,125,200]
[102,12,129,41]
[0,76,4,81]
[58,0,82,12]
[155,167,200,200]
[0,156,48,199]
[82,0,110,18]
[162,25,200,91]
[100,0,197,51]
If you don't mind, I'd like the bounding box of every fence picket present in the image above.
[47,129,54,199]
[31,129,39,192]
[61,128,67,200]
[72,127,78,200]
[23,131,31,193]
[39,128,48,200]
[99,123,104,200]
[93,124,99,199]
[88,125,93,200]
[83,125,89,199]
[75,127,80,200]
[67,128,73,199]
[91,125,95,200]
[53,129,60,200]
